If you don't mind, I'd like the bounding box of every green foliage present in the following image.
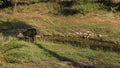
[0,0,40,8]
[75,0,108,14]
[75,0,94,4]
[53,0,79,15]
[30,0,39,3]
[0,0,3,5]
[52,0,108,15]
[18,0,40,4]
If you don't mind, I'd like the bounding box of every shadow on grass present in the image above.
[0,19,32,37]
[60,8,80,16]
[35,43,94,68]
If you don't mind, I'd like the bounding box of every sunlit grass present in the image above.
[38,41,120,64]
[0,2,120,68]
[0,34,119,68]
[0,3,120,42]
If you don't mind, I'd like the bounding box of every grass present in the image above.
[38,41,120,64]
[0,2,120,68]
[0,2,120,42]
[0,30,120,68]
[0,36,120,68]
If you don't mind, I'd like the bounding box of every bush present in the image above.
[59,8,80,15]
[53,0,79,15]
[52,0,107,15]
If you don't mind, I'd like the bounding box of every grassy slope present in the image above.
[0,2,120,68]
[0,3,120,42]
[0,36,120,68]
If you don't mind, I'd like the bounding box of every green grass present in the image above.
[0,2,120,68]
[0,38,52,63]
[38,41,120,64]
[0,35,120,68]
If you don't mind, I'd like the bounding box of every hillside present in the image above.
[0,1,120,68]
[1,3,120,41]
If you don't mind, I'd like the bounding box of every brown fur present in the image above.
[17,28,37,42]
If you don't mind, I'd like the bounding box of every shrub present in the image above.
[53,0,107,15]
